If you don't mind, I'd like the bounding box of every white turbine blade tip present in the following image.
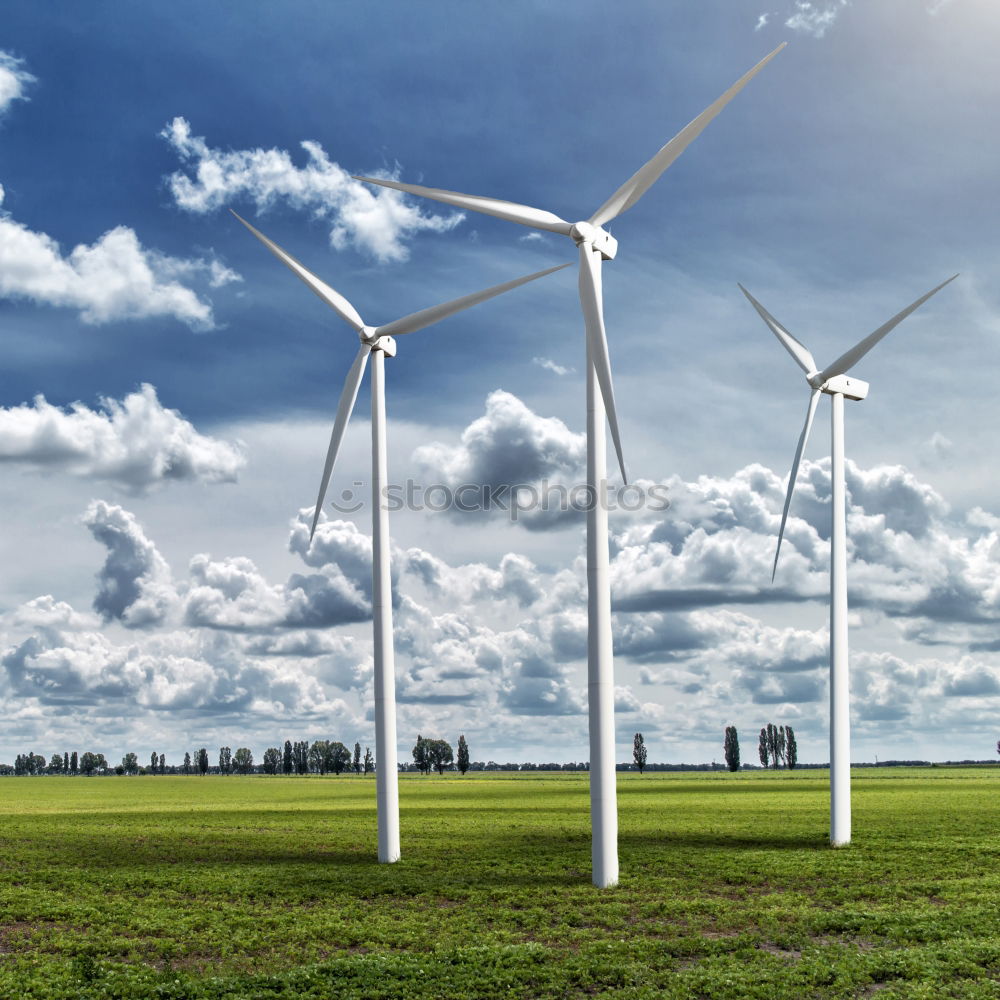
[819,273,961,382]
[589,43,786,227]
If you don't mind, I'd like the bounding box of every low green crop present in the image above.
[0,767,997,998]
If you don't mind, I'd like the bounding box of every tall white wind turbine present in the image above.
[356,44,785,888]
[740,274,957,846]
[233,210,568,863]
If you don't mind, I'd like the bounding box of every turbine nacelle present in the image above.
[809,372,869,401]
[570,222,618,260]
[361,328,397,357]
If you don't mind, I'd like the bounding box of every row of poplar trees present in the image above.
[722,724,798,771]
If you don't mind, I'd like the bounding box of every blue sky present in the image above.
[1,0,999,768]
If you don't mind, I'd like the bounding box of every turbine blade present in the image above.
[739,283,817,375]
[589,43,786,227]
[352,176,574,235]
[818,274,959,382]
[310,345,371,541]
[773,388,821,581]
[231,210,365,332]
[578,244,627,484]
[374,263,571,339]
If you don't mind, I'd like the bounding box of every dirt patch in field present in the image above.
[0,922,36,953]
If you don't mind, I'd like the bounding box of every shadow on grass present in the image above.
[619,829,827,851]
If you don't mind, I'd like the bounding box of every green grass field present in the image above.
[1,767,998,999]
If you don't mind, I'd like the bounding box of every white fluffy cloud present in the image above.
[160,117,463,263]
[1,619,346,721]
[416,390,585,487]
[0,52,34,116]
[0,207,237,328]
[0,384,246,492]
[785,0,849,37]
[183,551,371,633]
[412,390,588,530]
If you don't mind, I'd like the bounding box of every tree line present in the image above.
[720,724,798,772]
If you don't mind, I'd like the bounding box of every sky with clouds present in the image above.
[1,0,999,768]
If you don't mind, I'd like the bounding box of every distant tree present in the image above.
[262,747,281,775]
[282,740,293,775]
[353,742,362,775]
[182,752,191,775]
[159,753,166,775]
[427,739,454,775]
[218,747,232,775]
[363,747,374,776]
[723,726,740,772]
[63,752,70,773]
[48,752,64,775]
[233,748,254,774]
[328,741,352,775]
[633,733,647,774]
[122,752,139,776]
[94,753,107,774]
[758,728,769,769]
[150,752,158,774]
[785,727,798,770]
[457,735,470,775]
[412,735,429,775]
[70,751,78,775]
[294,741,309,775]
[308,740,329,775]
[197,748,209,776]
[763,724,784,770]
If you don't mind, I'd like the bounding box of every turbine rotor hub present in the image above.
[570,222,618,261]
[360,327,397,357]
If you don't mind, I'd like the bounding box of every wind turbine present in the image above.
[233,209,568,863]
[355,43,785,888]
[739,273,957,846]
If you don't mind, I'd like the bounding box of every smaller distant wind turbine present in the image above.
[740,273,957,846]
[233,209,568,863]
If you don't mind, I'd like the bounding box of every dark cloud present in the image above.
[83,501,176,627]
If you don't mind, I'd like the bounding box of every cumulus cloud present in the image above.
[413,390,587,530]
[289,511,373,594]
[183,552,370,633]
[0,384,246,492]
[404,547,543,609]
[83,501,177,628]
[160,117,463,263]
[607,457,1000,628]
[0,207,235,328]
[785,0,849,37]
[1,620,346,720]
[0,51,34,116]
[416,391,585,486]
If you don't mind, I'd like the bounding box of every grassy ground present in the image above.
[0,767,998,998]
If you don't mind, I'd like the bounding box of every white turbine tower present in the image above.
[355,43,785,888]
[739,273,957,846]
[233,210,568,863]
